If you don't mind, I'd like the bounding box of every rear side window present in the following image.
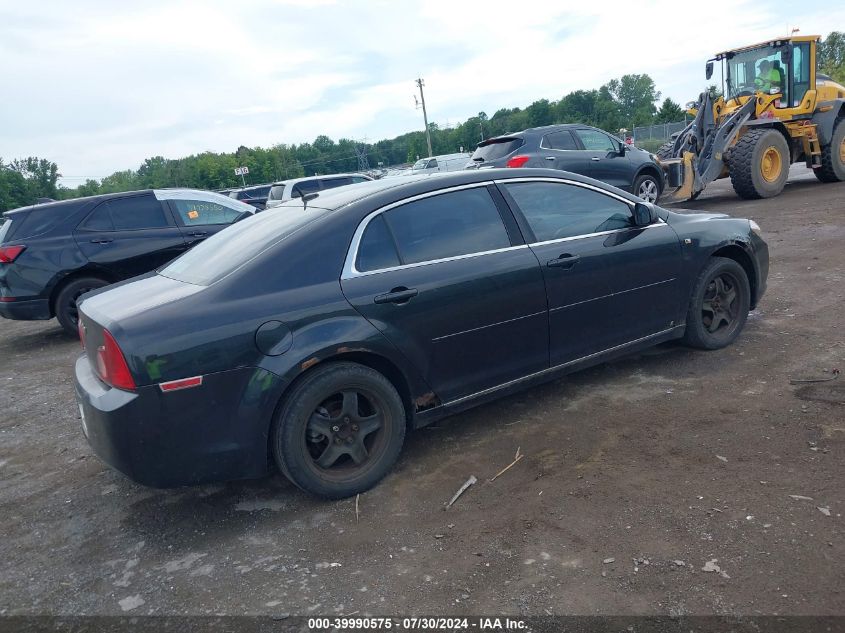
[351,176,370,184]
[10,207,68,238]
[80,205,114,231]
[0,217,14,243]
[251,186,271,197]
[320,177,352,190]
[105,197,169,230]
[470,137,524,162]
[503,182,632,241]
[382,187,510,265]
[541,130,578,150]
[170,199,243,226]
[292,180,321,199]
[268,184,286,201]
[356,215,401,272]
[574,129,616,152]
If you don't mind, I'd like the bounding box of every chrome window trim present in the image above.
[342,177,667,279]
[342,181,511,280]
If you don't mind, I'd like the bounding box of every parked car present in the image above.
[264,173,373,209]
[228,184,272,210]
[409,153,471,175]
[0,189,253,335]
[467,124,665,202]
[74,168,768,498]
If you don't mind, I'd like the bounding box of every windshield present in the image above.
[411,159,429,170]
[159,204,330,286]
[725,45,788,100]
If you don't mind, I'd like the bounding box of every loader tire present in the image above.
[728,128,790,199]
[815,116,845,183]
[657,141,675,160]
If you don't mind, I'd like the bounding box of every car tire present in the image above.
[633,173,662,203]
[729,128,790,199]
[55,276,109,336]
[815,116,845,183]
[271,362,407,499]
[682,257,751,350]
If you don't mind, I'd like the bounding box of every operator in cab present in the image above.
[755,60,782,93]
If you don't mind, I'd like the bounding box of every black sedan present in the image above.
[74,169,768,498]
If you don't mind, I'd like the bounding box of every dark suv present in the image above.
[228,184,272,210]
[467,124,664,202]
[0,189,253,334]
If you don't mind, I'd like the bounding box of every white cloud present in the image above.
[1,0,843,182]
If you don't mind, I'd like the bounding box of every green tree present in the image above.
[819,31,845,83]
[602,74,660,127]
[654,98,684,123]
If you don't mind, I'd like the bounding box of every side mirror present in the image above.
[618,142,627,155]
[633,202,654,227]
[705,60,714,80]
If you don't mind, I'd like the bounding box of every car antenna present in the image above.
[302,192,319,210]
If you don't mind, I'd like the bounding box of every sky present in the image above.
[1,0,843,185]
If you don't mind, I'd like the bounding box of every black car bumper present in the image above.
[0,297,51,320]
[74,356,283,487]
[750,231,769,308]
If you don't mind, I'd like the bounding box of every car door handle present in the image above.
[591,157,601,161]
[187,231,207,238]
[547,254,580,269]
[373,287,418,305]
[545,156,556,161]
[89,238,112,244]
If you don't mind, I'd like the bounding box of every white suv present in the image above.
[265,173,372,210]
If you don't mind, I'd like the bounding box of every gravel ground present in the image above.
[0,166,842,617]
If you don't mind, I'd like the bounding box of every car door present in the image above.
[74,194,187,279]
[573,128,632,190]
[341,184,549,403]
[539,130,588,175]
[166,196,249,245]
[498,178,683,366]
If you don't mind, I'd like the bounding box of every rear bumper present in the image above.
[0,297,51,320]
[73,356,284,487]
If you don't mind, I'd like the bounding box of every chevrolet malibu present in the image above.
[74,169,768,498]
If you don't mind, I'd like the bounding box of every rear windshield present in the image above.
[159,204,330,286]
[268,184,286,201]
[471,138,524,162]
[0,217,14,243]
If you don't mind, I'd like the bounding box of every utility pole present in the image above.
[415,77,433,158]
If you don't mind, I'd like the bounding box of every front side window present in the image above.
[171,199,243,226]
[381,187,510,265]
[574,129,616,152]
[503,182,633,242]
[792,42,811,106]
[726,45,788,99]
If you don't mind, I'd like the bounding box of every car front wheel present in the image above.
[271,362,406,499]
[634,173,661,203]
[682,257,751,350]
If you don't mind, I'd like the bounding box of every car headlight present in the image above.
[749,220,762,234]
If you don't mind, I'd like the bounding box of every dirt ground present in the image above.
[0,166,843,618]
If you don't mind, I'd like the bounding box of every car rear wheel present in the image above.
[55,277,109,336]
[682,257,751,350]
[633,173,661,203]
[271,362,406,499]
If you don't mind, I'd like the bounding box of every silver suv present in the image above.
[265,173,372,210]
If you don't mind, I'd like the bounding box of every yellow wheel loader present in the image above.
[659,36,845,201]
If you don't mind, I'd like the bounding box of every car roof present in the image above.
[229,184,272,193]
[269,173,371,187]
[276,168,642,213]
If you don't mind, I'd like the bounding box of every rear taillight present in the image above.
[96,329,135,391]
[0,245,25,263]
[506,155,530,168]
